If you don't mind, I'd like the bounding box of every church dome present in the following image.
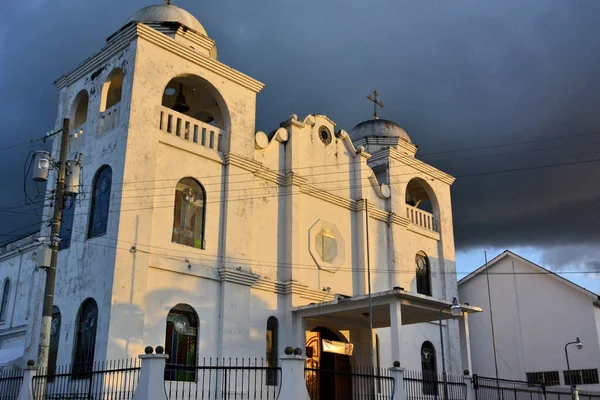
[126,4,207,36]
[349,119,412,143]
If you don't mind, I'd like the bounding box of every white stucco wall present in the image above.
[459,253,600,391]
[0,7,470,377]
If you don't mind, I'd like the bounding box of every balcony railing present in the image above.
[99,104,119,134]
[159,106,222,151]
[406,205,436,232]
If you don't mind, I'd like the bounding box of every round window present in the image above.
[318,126,332,145]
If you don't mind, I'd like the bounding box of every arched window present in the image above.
[73,299,98,376]
[165,304,198,382]
[48,306,61,377]
[0,279,10,322]
[101,69,123,112]
[72,90,89,128]
[421,341,438,395]
[416,252,432,297]
[172,178,205,249]
[88,166,112,238]
[59,196,75,250]
[266,316,279,386]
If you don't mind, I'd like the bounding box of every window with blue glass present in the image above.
[0,279,10,323]
[59,196,75,250]
[88,166,112,238]
[72,299,98,377]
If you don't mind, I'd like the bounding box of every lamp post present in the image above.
[565,337,583,400]
[439,297,462,400]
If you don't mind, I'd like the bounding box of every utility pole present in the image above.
[37,118,70,370]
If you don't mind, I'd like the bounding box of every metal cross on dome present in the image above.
[164,0,172,4]
[367,90,384,119]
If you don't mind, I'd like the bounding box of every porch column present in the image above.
[292,313,306,349]
[459,312,473,374]
[389,297,404,366]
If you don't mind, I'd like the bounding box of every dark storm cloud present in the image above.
[2,0,600,267]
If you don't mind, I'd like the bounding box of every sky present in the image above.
[0,0,599,293]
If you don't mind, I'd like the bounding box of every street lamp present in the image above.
[439,297,462,400]
[565,337,583,400]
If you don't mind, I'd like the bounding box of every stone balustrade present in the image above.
[406,205,436,232]
[159,106,222,151]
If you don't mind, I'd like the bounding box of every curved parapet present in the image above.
[255,127,289,150]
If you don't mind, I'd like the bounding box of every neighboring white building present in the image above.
[0,3,479,395]
[458,250,600,391]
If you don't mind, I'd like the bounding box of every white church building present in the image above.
[0,2,480,393]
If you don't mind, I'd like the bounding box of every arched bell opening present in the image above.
[160,75,230,151]
[405,177,440,232]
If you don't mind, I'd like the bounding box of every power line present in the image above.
[60,152,600,216]
[66,229,600,276]
[0,220,49,238]
[72,129,600,189]
[419,130,600,157]
[455,156,600,178]
[53,144,600,208]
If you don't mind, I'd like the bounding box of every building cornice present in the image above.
[369,148,455,185]
[137,24,264,93]
[55,23,264,93]
[224,152,415,227]
[55,25,137,89]
[218,268,335,302]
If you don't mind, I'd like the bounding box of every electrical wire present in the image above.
[73,132,600,190]
[66,229,600,276]
[419,130,600,157]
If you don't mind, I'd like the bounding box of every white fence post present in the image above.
[279,350,311,400]
[132,346,168,400]
[390,365,406,400]
[17,360,36,400]
[464,375,475,400]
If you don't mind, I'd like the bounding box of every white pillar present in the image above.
[390,367,406,400]
[464,375,475,400]
[17,363,36,400]
[279,355,311,400]
[132,351,169,400]
[459,312,473,375]
[389,297,404,366]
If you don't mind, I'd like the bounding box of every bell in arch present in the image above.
[173,83,190,113]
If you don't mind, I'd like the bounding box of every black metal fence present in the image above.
[473,375,600,400]
[32,359,141,400]
[404,370,466,400]
[0,368,23,400]
[165,358,282,400]
[304,366,395,400]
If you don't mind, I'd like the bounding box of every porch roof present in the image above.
[292,289,482,328]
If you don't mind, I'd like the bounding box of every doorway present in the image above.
[305,327,352,399]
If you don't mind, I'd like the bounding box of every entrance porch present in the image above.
[292,289,482,399]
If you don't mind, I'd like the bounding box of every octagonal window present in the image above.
[316,229,337,263]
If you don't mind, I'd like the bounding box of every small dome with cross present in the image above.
[126,2,208,36]
[349,119,412,144]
